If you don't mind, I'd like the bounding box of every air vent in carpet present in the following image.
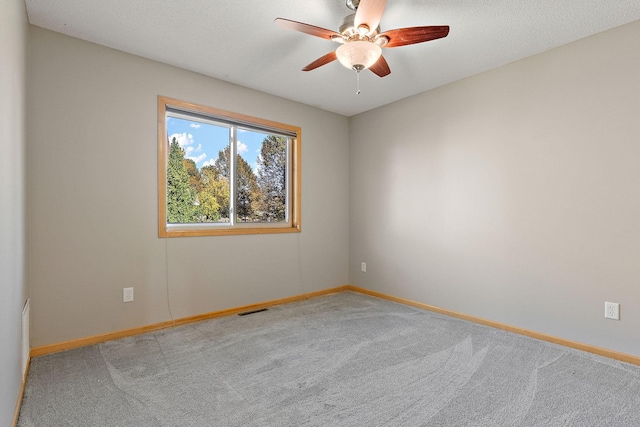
[237,308,269,316]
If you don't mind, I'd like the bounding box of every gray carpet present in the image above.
[18,292,640,426]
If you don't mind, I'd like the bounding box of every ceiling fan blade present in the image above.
[302,51,338,71]
[369,55,390,77]
[275,18,342,40]
[379,25,450,48]
[354,0,387,33]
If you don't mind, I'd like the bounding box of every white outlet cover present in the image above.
[123,287,134,303]
[604,302,619,320]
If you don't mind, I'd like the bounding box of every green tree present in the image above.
[198,166,230,221]
[255,136,287,222]
[211,146,259,222]
[184,158,203,193]
[236,156,259,222]
[166,138,196,223]
[211,145,231,179]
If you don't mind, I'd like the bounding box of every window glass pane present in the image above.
[249,132,288,223]
[166,116,230,224]
[235,129,263,223]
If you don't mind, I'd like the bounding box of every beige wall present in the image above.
[27,16,640,359]
[0,0,28,423]
[349,20,640,356]
[28,27,350,347]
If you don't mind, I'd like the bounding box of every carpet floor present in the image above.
[18,291,640,426]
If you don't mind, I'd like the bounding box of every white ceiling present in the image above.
[25,0,640,117]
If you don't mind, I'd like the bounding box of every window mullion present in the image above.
[229,126,237,226]
[285,137,291,223]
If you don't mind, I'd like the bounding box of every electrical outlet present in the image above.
[604,302,619,320]
[123,287,134,303]
[361,262,367,272]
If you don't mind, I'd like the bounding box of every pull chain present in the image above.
[352,64,364,95]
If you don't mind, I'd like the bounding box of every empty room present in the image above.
[3,0,640,425]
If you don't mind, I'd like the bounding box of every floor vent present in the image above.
[22,299,30,376]
[237,308,269,316]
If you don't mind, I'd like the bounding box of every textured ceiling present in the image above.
[24,0,640,117]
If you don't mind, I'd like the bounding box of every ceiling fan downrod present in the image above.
[346,0,360,12]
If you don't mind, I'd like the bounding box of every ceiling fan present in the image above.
[275,0,449,82]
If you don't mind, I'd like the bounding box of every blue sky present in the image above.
[167,116,268,172]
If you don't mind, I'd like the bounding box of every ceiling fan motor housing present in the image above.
[339,13,381,41]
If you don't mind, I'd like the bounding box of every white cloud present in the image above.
[187,153,207,164]
[202,159,216,167]
[237,141,248,154]
[184,144,202,156]
[169,132,207,165]
[169,132,194,148]
[190,123,201,129]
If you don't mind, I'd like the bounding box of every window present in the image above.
[158,96,301,237]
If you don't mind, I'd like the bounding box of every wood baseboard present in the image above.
[12,357,31,427]
[29,283,640,367]
[30,285,349,358]
[345,285,640,366]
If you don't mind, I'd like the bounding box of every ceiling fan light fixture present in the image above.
[336,40,382,71]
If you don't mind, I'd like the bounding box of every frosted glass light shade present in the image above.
[336,41,382,71]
